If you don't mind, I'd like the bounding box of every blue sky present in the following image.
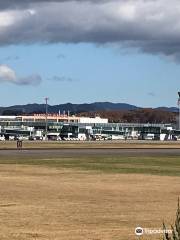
[0,43,179,107]
[0,0,179,108]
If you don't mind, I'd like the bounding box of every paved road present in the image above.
[0,148,180,157]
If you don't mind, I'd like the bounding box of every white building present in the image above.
[79,116,108,124]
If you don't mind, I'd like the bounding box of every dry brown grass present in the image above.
[1,140,180,149]
[0,165,179,240]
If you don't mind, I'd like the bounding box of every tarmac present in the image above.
[0,148,180,157]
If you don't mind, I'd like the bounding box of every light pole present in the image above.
[45,97,49,140]
[178,92,180,130]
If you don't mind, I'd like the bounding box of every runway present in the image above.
[0,148,180,157]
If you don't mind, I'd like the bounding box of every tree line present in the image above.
[78,109,177,124]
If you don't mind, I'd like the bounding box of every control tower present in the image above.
[178,92,180,129]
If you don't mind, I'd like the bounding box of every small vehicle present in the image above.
[0,134,5,141]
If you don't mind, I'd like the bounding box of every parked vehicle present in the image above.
[0,135,5,141]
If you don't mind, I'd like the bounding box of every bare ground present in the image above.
[0,165,179,240]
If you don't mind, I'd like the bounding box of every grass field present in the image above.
[1,154,180,176]
[0,151,179,239]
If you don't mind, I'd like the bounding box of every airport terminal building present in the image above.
[0,114,176,141]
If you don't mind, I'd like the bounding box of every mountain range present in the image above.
[0,102,178,115]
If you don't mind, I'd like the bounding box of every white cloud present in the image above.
[117,3,136,21]
[27,9,36,15]
[0,12,15,27]
[0,65,16,82]
[0,65,42,86]
[0,0,180,60]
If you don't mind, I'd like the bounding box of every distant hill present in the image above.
[0,102,178,115]
[0,102,140,115]
[155,107,179,113]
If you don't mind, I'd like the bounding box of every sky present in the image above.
[0,0,180,107]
